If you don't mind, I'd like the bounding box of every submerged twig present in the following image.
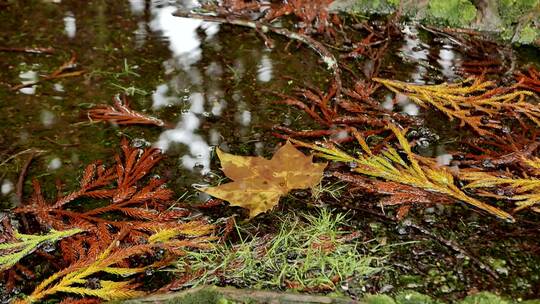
[10,53,85,91]
[16,152,37,204]
[0,47,55,54]
[402,221,500,280]
[172,11,342,100]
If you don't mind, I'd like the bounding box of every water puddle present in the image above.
[1,1,539,301]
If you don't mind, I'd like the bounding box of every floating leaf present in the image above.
[201,142,327,218]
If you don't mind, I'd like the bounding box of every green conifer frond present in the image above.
[291,124,515,222]
[0,228,83,271]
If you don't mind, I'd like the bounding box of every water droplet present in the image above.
[132,138,150,148]
[41,241,56,253]
[482,159,495,168]
[417,138,430,148]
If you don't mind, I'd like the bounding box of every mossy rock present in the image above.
[364,294,396,304]
[460,292,509,304]
[393,291,442,304]
[426,0,477,27]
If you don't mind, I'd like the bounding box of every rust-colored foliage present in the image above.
[207,0,339,36]
[14,138,198,263]
[273,80,416,143]
[343,18,401,78]
[4,139,216,302]
[15,227,215,304]
[459,129,540,168]
[201,142,327,218]
[264,0,339,35]
[88,95,165,127]
[516,66,540,94]
[457,59,504,76]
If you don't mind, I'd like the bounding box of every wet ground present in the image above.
[1,0,540,302]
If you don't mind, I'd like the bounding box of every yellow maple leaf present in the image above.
[202,141,327,218]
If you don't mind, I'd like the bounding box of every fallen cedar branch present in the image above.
[88,94,166,127]
[0,47,55,54]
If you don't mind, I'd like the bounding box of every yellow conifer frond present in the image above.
[462,169,540,212]
[0,228,83,271]
[148,221,216,244]
[373,77,536,135]
[16,226,216,304]
[291,125,515,222]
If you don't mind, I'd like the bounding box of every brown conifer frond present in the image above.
[14,139,194,253]
[516,66,540,93]
[113,138,164,202]
[16,221,215,303]
[53,162,116,208]
[10,53,85,91]
[88,95,165,127]
[457,59,504,76]
[272,80,416,142]
[264,0,339,35]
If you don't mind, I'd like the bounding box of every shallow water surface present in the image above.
[1,0,540,301]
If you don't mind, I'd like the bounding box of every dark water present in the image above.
[1,0,540,301]
[0,0,331,207]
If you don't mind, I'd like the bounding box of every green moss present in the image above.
[175,209,384,292]
[460,292,509,304]
[517,25,540,44]
[426,0,477,27]
[499,0,539,22]
[394,291,442,304]
[350,0,400,14]
[365,294,397,304]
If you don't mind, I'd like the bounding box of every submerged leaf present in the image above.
[202,142,327,218]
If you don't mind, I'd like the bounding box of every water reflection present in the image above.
[149,5,219,70]
[18,70,38,95]
[40,110,56,128]
[48,157,62,170]
[63,11,76,38]
[437,45,459,80]
[147,1,251,175]
[128,0,145,15]
[1,180,14,195]
[400,25,428,84]
[257,53,273,82]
